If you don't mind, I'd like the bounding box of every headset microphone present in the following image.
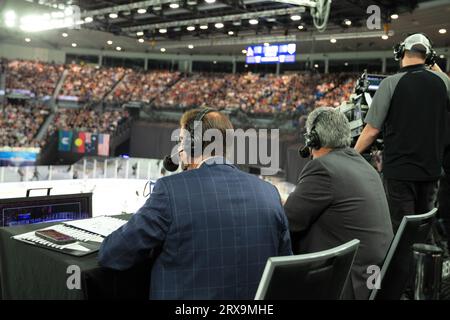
[163,149,183,172]
[298,145,311,158]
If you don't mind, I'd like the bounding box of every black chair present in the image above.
[369,208,437,300]
[254,239,360,300]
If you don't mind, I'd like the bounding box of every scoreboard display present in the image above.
[246,43,296,64]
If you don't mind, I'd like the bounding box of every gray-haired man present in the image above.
[284,107,393,300]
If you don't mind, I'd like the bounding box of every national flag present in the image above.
[97,134,110,156]
[73,131,86,153]
[85,132,98,155]
[58,130,73,152]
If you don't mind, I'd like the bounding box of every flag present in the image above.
[97,134,110,156]
[72,131,86,153]
[85,132,98,155]
[58,130,73,152]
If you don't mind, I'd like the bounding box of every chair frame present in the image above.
[255,239,360,300]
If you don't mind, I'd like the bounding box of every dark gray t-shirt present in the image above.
[364,64,450,180]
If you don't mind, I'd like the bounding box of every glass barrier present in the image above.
[0,157,174,184]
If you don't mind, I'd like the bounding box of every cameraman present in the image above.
[355,33,450,232]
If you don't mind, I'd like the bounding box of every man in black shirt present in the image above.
[355,33,450,232]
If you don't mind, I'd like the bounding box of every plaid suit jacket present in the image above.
[99,157,292,299]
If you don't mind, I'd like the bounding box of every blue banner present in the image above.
[58,130,73,152]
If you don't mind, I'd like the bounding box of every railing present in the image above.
[0,157,173,183]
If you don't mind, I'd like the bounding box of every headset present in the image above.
[393,32,437,66]
[163,107,215,172]
[184,107,215,158]
[299,110,324,158]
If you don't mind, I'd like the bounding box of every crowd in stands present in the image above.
[0,103,49,148]
[61,64,127,101]
[107,70,181,104]
[5,60,63,98]
[153,72,355,114]
[3,59,357,114]
[49,107,130,136]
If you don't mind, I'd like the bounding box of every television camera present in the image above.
[336,71,387,167]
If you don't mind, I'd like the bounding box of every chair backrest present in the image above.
[255,239,360,300]
[369,208,437,300]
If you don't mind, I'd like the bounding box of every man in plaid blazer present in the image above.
[99,108,292,299]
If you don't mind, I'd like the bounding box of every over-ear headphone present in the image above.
[393,33,437,66]
[299,111,323,158]
[304,111,322,150]
[185,107,215,158]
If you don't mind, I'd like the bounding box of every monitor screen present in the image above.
[0,193,92,227]
[246,43,296,64]
[367,75,387,91]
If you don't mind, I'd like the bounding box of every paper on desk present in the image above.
[64,216,128,237]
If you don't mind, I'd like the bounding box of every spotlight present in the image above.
[160,48,166,52]
[84,16,93,23]
[107,40,113,45]
[439,28,447,34]
[138,38,145,43]
[188,44,194,49]
[137,8,147,14]
[297,25,304,30]
[169,3,180,9]
[62,32,68,37]
[215,22,224,29]
[71,42,77,47]
[109,13,118,19]
[200,25,208,30]
[390,14,399,20]
[187,26,196,31]
[116,46,122,51]
[25,38,31,42]
[330,38,337,43]
[290,15,301,21]
[136,31,144,36]
[249,19,258,25]
[344,19,351,26]
[159,28,167,33]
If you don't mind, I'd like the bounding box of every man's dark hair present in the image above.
[180,108,234,157]
[405,49,426,60]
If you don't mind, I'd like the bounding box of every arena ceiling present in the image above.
[0,0,449,56]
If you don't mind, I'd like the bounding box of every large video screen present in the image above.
[0,147,40,166]
[246,43,296,64]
